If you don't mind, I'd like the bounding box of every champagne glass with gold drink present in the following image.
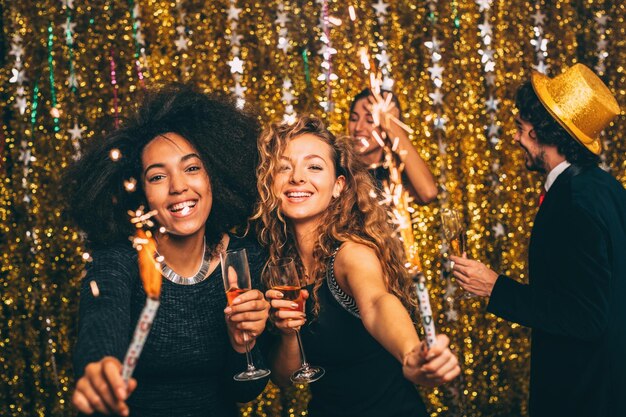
[221,248,271,381]
[267,258,325,383]
[440,208,472,299]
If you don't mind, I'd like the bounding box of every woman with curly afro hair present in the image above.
[65,84,269,417]
[253,116,459,417]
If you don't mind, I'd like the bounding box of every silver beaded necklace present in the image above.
[160,238,211,285]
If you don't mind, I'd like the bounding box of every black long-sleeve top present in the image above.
[73,235,268,417]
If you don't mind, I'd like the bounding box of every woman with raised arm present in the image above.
[348,88,438,204]
[253,116,459,417]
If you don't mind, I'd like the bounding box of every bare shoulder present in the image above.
[334,241,383,281]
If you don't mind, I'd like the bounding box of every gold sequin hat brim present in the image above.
[531,63,621,155]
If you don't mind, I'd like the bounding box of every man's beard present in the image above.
[523,146,547,173]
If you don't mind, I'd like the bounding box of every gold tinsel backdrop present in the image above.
[1,1,624,416]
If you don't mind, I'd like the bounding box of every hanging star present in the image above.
[480,48,495,64]
[594,13,609,26]
[282,77,293,90]
[475,0,492,12]
[230,81,247,97]
[277,37,291,53]
[381,76,394,90]
[424,36,441,51]
[132,3,141,18]
[434,116,447,130]
[64,0,75,9]
[19,148,32,164]
[16,86,25,96]
[486,95,500,112]
[68,73,78,89]
[427,63,444,79]
[429,90,444,106]
[15,97,27,115]
[492,222,505,238]
[533,60,549,74]
[478,21,492,37]
[487,123,499,137]
[491,161,500,171]
[176,25,186,35]
[9,43,25,58]
[485,73,496,86]
[135,29,145,46]
[375,50,390,67]
[445,308,459,322]
[227,56,244,74]
[596,38,608,51]
[68,122,85,140]
[444,278,457,297]
[283,113,297,125]
[490,136,501,145]
[275,10,290,26]
[594,62,606,75]
[229,32,243,46]
[63,18,77,36]
[531,10,546,25]
[174,35,188,51]
[228,5,242,20]
[372,0,389,16]
[9,68,26,84]
[282,90,295,104]
[438,140,447,154]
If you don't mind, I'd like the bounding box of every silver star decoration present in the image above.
[434,116,447,130]
[533,60,549,74]
[428,64,444,79]
[63,18,77,36]
[16,86,25,96]
[487,123,499,137]
[275,11,290,26]
[595,62,606,75]
[230,81,247,97]
[438,140,447,154]
[9,43,24,58]
[486,95,499,112]
[475,0,492,12]
[9,68,26,84]
[478,21,492,37]
[382,76,394,90]
[229,32,243,46]
[480,48,495,63]
[132,3,141,18]
[429,89,444,106]
[68,122,85,140]
[282,90,295,103]
[425,36,441,51]
[532,10,546,25]
[485,73,496,86]
[491,161,500,171]
[228,5,242,21]
[68,73,78,89]
[596,38,608,51]
[372,0,389,16]
[283,113,297,125]
[135,29,145,46]
[490,135,500,145]
[594,14,609,26]
[277,37,291,53]
[15,97,27,115]
[282,77,293,90]
[376,50,390,67]
[227,56,244,74]
[492,222,505,238]
[174,35,188,51]
[445,308,459,322]
[176,25,186,35]
[444,278,457,297]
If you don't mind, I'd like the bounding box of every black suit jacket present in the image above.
[487,165,626,417]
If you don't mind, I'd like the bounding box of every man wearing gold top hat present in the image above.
[451,63,626,417]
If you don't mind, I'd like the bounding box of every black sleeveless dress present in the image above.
[300,249,428,417]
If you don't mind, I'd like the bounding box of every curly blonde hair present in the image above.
[252,116,418,318]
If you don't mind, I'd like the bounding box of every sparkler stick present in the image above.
[361,62,438,348]
[122,210,163,382]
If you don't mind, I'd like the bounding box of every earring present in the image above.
[332,192,340,198]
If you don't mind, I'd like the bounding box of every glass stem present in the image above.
[294,329,309,368]
[243,332,255,371]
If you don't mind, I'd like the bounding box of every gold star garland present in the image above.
[1,1,625,417]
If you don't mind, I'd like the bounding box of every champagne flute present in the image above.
[221,248,271,381]
[440,208,473,299]
[267,258,325,384]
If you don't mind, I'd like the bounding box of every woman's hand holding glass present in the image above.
[224,288,270,353]
[265,288,309,334]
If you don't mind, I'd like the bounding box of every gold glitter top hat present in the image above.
[531,63,620,155]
